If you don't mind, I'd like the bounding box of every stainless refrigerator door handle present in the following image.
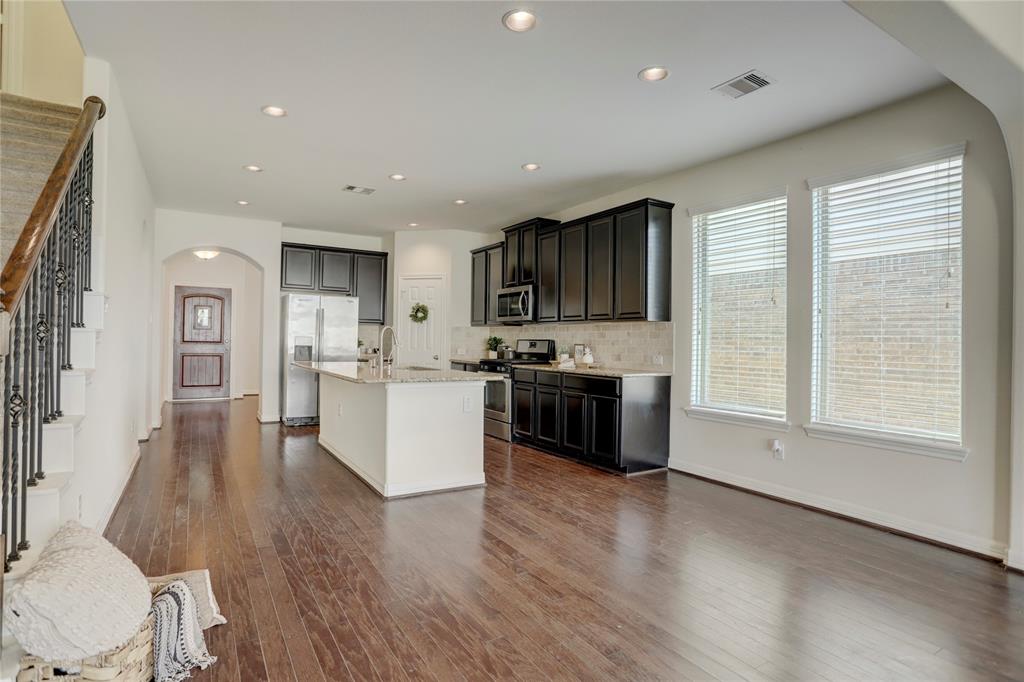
[433,354,439,360]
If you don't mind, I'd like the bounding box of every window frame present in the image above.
[688,190,789,424]
[806,144,968,460]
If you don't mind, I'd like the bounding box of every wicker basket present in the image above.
[16,582,165,682]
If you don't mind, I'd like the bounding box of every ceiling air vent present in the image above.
[343,185,376,195]
[712,70,773,99]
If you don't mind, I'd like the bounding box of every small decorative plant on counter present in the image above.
[409,302,429,324]
[486,336,504,359]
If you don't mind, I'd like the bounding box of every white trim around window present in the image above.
[803,422,969,462]
[686,406,791,432]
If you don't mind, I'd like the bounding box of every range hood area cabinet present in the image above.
[472,198,674,326]
[281,243,388,324]
[470,242,505,327]
[503,218,560,287]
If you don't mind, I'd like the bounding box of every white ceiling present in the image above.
[65,1,946,235]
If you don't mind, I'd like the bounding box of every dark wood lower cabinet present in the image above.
[512,372,669,474]
[512,384,535,440]
[535,386,560,447]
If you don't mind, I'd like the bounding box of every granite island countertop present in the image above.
[514,364,672,378]
[293,361,502,384]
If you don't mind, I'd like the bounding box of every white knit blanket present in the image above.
[151,580,217,682]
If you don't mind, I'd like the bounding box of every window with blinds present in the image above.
[810,146,964,443]
[692,195,787,418]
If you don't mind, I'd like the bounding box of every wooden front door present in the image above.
[173,286,231,400]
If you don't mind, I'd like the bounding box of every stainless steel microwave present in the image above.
[496,285,534,323]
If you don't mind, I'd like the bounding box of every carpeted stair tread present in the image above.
[1,92,81,118]
[1,119,75,146]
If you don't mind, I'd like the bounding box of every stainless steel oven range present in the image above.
[476,339,555,441]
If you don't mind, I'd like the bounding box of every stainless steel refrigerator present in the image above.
[281,293,359,425]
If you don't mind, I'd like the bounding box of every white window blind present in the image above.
[811,148,963,443]
[692,195,787,418]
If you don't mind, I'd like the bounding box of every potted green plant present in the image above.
[486,336,504,359]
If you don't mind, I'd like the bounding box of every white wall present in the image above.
[77,57,155,530]
[160,251,263,400]
[392,229,497,363]
[548,84,1013,557]
[282,226,384,253]
[1,0,84,107]
[153,209,282,422]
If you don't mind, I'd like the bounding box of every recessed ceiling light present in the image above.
[260,105,287,117]
[388,173,407,181]
[502,9,536,32]
[236,200,250,206]
[243,164,263,172]
[454,199,468,205]
[193,250,220,260]
[521,163,541,172]
[638,66,669,82]
[408,223,419,227]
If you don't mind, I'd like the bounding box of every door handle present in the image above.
[433,354,439,360]
[520,291,527,315]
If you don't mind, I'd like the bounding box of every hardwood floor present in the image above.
[105,397,1024,681]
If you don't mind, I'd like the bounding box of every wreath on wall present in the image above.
[409,302,429,324]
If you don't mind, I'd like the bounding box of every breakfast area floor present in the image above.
[105,397,1024,681]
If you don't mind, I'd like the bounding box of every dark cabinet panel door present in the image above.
[504,230,520,287]
[282,246,317,290]
[486,246,503,325]
[587,216,614,320]
[471,250,487,326]
[535,386,560,446]
[559,223,587,321]
[354,254,386,323]
[588,395,620,465]
[513,384,535,440]
[615,207,647,319]
[560,390,587,456]
[536,230,560,322]
[319,250,353,293]
[519,225,537,284]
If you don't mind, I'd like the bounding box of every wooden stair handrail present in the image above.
[0,95,106,314]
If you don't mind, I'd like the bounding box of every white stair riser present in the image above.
[41,424,74,472]
[83,292,105,331]
[60,372,86,416]
[70,329,96,369]
[24,491,61,547]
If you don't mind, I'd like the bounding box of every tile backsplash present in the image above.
[451,322,674,370]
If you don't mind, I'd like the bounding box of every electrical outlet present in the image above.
[130,419,136,436]
[337,402,344,417]
[653,354,664,366]
[457,347,466,356]
[462,396,472,413]
[77,495,84,521]
[770,439,784,460]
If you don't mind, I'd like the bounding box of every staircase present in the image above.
[0,93,107,678]
[1,95,80,267]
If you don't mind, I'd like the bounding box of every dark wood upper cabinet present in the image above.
[536,228,560,322]
[282,246,317,290]
[318,250,353,293]
[283,244,388,323]
[559,222,587,321]
[353,253,387,324]
[486,245,503,325]
[502,218,559,287]
[471,249,487,327]
[586,216,615,320]
[503,230,520,287]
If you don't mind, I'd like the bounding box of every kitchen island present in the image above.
[293,361,500,498]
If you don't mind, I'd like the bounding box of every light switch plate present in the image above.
[462,396,472,412]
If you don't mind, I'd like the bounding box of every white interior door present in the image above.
[398,275,444,369]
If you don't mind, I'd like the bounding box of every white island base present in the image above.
[301,362,491,498]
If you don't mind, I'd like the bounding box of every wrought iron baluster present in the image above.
[25,273,36,490]
[35,263,47,482]
[84,138,94,292]
[44,232,54,423]
[17,302,30,552]
[3,346,11,572]
[8,307,23,564]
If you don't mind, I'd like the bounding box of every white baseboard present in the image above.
[668,458,1008,560]
[1006,548,1024,571]
[96,446,141,534]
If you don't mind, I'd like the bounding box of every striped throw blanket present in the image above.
[151,580,217,682]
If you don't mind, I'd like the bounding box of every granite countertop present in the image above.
[515,364,672,378]
[293,361,501,384]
